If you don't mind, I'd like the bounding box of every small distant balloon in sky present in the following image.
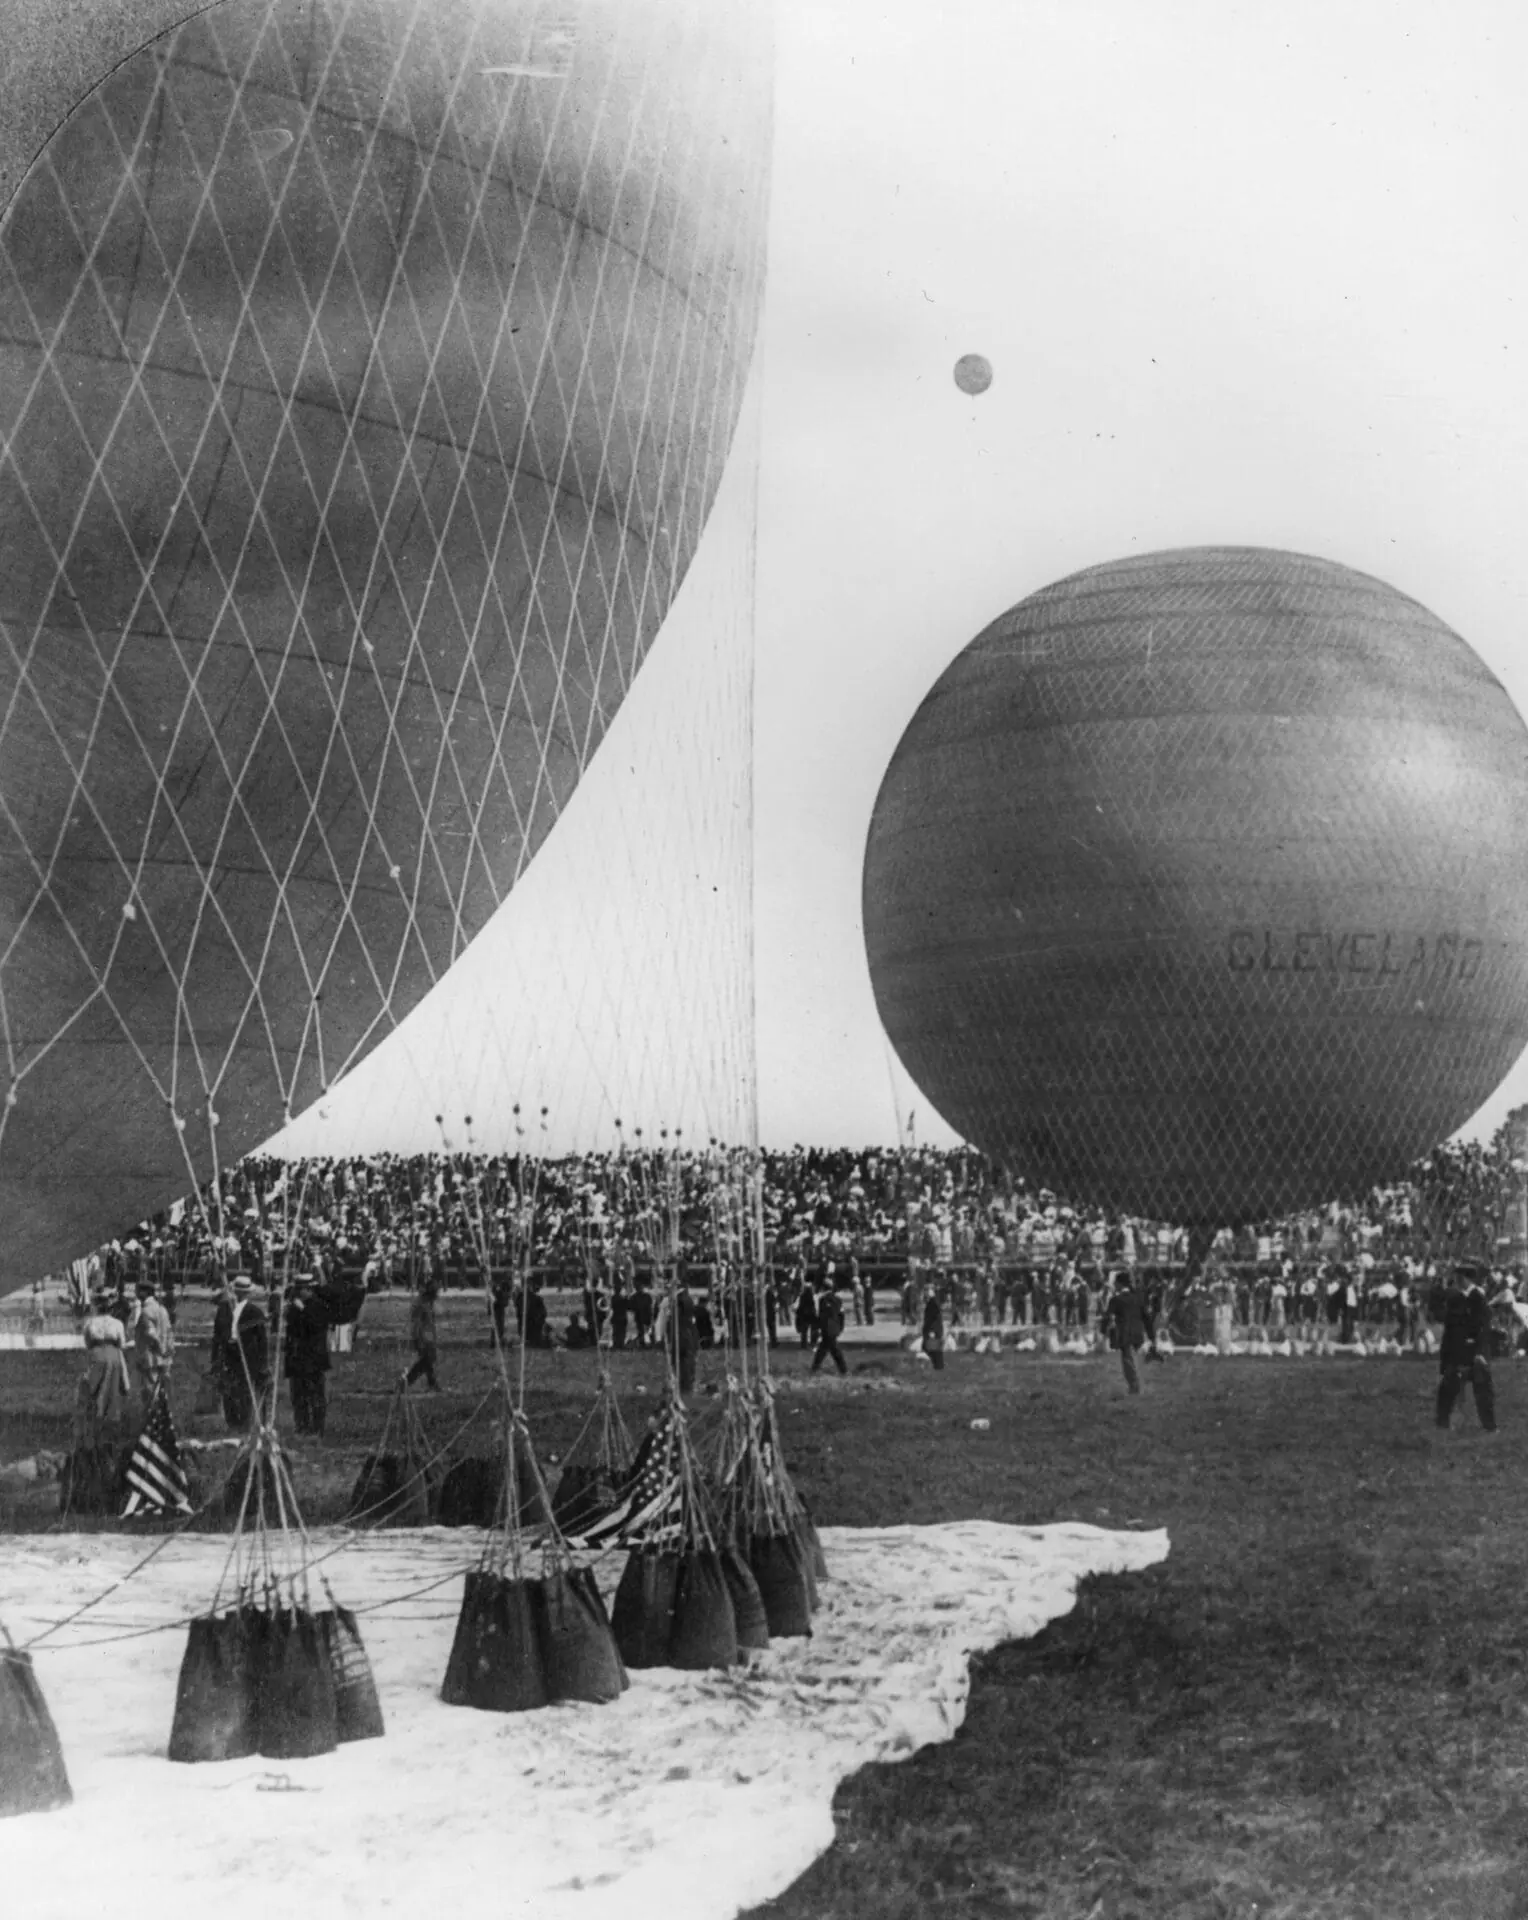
[953,353,993,396]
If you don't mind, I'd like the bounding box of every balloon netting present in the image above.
[0,0,770,1278]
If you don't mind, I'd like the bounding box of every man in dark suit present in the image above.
[610,1274,630,1350]
[811,1281,847,1376]
[1106,1270,1147,1395]
[795,1275,819,1349]
[283,1273,331,1436]
[209,1275,236,1423]
[632,1276,655,1349]
[666,1277,700,1393]
[1437,1264,1497,1431]
[490,1270,513,1349]
[920,1283,946,1371]
[523,1277,552,1349]
[218,1273,270,1430]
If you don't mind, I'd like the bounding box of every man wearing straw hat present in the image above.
[213,1275,270,1431]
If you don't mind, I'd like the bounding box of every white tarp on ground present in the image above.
[0,1521,1168,1920]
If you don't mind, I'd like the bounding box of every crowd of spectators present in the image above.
[55,1134,1528,1355]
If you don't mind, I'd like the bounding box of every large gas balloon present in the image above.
[863,547,1528,1225]
[0,0,770,1277]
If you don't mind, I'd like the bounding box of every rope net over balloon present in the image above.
[0,0,772,1286]
[270,363,765,1171]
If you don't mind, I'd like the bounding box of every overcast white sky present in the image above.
[751,0,1528,1148]
[291,0,1528,1160]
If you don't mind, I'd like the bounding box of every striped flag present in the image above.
[563,1403,681,1548]
[122,1384,192,1517]
[66,1258,93,1313]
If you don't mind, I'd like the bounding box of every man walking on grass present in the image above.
[811,1280,848,1376]
[1106,1270,1147,1396]
[404,1275,441,1392]
[1436,1263,1496,1432]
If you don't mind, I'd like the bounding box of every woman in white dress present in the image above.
[1212,1275,1236,1354]
[62,1292,133,1515]
[77,1295,132,1442]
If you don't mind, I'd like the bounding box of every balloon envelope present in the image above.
[863,547,1528,1225]
[0,0,770,1277]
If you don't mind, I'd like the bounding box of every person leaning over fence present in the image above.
[1436,1264,1496,1433]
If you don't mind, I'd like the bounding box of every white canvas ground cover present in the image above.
[0,1520,1168,1919]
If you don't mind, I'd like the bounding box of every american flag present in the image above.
[67,1258,93,1314]
[121,1384,192,1517]
[563,1402,681,1548]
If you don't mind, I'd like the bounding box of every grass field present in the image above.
[3,1300,1526,1919]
